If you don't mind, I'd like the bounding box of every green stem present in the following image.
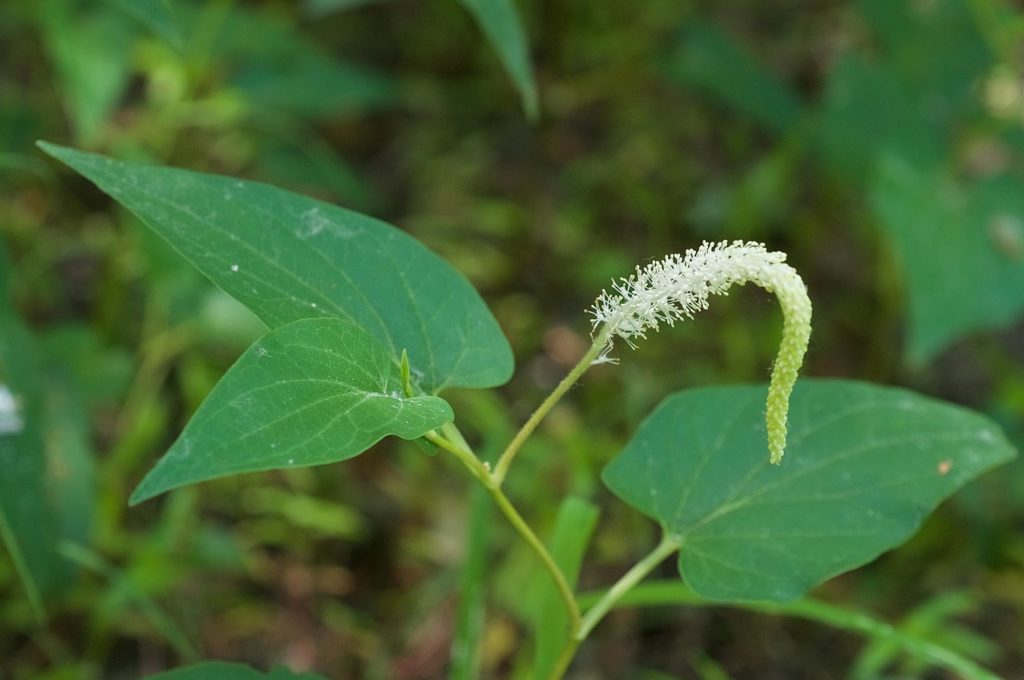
[577,535,680,640]
[425,431,490,484]
[425,430,581,633]
[547,535,680,680]
[492,327,610,486]
[576,581,1002,680]
[487,486,581,632]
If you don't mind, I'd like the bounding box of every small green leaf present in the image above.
[144,661,328,680]
[603,379,1016,602]
[130,318,453,504]
[458,0,538,118]
[38,142,513,393]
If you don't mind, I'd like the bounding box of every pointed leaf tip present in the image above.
[129,318,453,503]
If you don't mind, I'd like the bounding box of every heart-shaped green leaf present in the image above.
[130,318,453,504]
[603,379,1016,602]
[37,142,513,393]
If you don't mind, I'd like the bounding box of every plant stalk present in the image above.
[492,326,611,486]
[547,534,680,680]
[426,430,581,632]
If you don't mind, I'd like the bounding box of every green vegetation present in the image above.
[3,1,1024,678]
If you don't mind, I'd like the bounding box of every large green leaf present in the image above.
[131,318,453,504]
[870,156,1024,365]
[38,142,513,393]
[603,379,1016,602]
[458,0,538,118]
[145,662,327,680]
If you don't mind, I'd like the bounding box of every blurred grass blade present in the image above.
[0,308,64,619]
[532,496,599,679]
[853,591,1000,679]
[36,1,133,144]
[450,485,493,680]
[232,53,399,119]
[58,541,199,661]
[458,0,539,119]
[578,581,1002,680]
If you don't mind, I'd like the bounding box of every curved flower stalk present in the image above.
[589,240,812,463]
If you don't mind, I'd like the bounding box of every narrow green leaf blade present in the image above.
[449,485,492,680]
[36,3,133,144]
[145,662,327,680]
[532,496,599,680]
[130,318,453,504]
[458,0,538,118]
[37,142,513,393]
[603,379,1016,602]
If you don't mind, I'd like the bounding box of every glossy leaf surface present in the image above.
[131,318,453,504]
[39,143,513,393]
[603,379,1016,602]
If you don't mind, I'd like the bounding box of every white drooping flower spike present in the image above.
[588,240,812,464]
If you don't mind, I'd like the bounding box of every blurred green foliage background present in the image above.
[2,0,1024,678]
